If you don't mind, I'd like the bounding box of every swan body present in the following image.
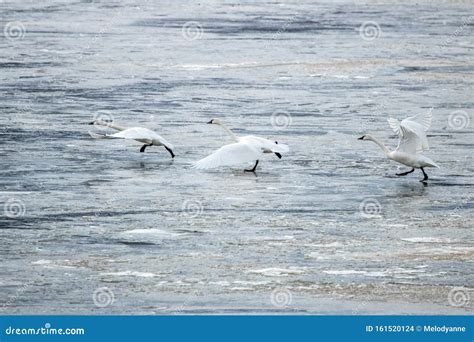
[387,151,438,169]
[89,119,175,157]
[193,118,289,171]
[359,110,438,182]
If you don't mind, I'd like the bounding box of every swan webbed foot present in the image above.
[244,160,259,172]
[274,152,282,159]
[420,167,429,182]
[396,168,415,176]
[164,146,175,158]
[140,144,152,153]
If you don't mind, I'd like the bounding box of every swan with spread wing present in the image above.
[88,119,175,158]
[358,110,439,182]
[193,118,289,172]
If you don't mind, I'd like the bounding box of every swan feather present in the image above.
[107,127,174,149]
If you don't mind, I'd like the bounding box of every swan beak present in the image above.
[88,121,95,125]
[358,136,364,140]
[207,120,213,124]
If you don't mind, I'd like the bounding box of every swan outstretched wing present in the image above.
[388,113,430,154]
[387,118,402,136]
[392,121,429,154]
[388,109,432,136]
[107,127,174,148]
[395,126,420,154]
[404,108,432,132]
[193,142,261,169]
[243,136,290,153]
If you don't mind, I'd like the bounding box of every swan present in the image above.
[88,119,175,157]
[193,118,289,172]
[358,110,439,182]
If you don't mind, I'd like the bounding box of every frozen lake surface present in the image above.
[0,0,473,314]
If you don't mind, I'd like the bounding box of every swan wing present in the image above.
[396,123,429,154]
[404,109,432,132]
[193,142,260,169]
[400,120,429,153]
[390,116,430,154]
[388,109,432,135]
[242,136,290,153]
[107,127,174,148]
[387,118,402,136]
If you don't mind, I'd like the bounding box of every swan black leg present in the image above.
[274,141,282,159]
[140,144,152,153]
[164,146,175,158]
[245,160,259,172]
[420,167,428,182]
[396,168,415,176]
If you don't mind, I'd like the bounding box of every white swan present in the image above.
[88,119,175,157]
[193,118,289,172]
[358,110,439,182]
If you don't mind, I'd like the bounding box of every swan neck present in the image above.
[98,120,125,131]
[217,123,238,141]
[370,136,390,155]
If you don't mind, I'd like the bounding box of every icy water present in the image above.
[1,1,473,314]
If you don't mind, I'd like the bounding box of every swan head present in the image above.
[89,119,111,125]
[207,118,221,125]
[358,134,373,141]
